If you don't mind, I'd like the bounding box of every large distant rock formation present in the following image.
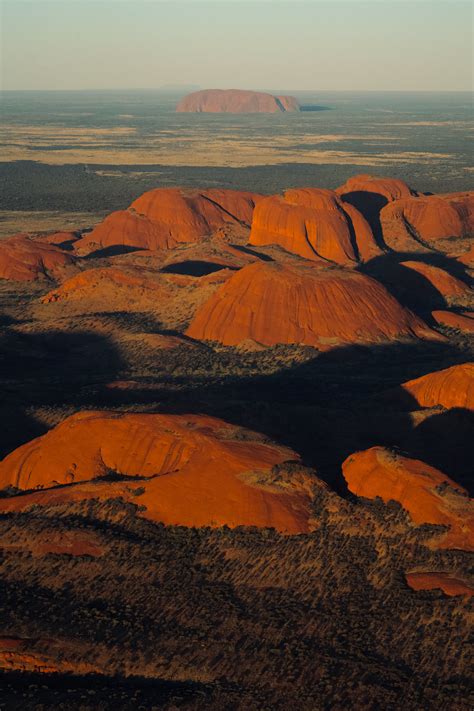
[186,261,441,348]
[176,89,300,113]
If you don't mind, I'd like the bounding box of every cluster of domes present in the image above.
[1,174,472,561]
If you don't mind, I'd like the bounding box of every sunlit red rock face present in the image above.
[400,363,474,410]
[74,188,261,255]
[249,188,381,264]
[342,447,473,550]
[405,572,474,597]
[432,310,474,333]
[0,412,317,534]
[0,235,75,282]
[176,89,300,113]
[186,261,441,348]
[399,261,471,303]
[380,192,474,252]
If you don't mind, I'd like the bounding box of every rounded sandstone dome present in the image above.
[176,89,300,113]
[380,192,474,252]
[0,411,318,533]
[400,363,474,410]
[186,261,441,348]
[0,235,75,282]
[249,188,381,265]
[342,446,473,550]
[336,174,416,203]
[74,188,261,255]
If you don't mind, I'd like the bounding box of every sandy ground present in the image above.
[0,124,455,168]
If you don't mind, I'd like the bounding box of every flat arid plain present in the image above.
[0,89,473,710]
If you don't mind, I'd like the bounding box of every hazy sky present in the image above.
[1,1,472,91]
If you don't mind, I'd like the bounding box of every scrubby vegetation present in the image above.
[0,490,472,710]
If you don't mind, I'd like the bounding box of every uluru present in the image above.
[176,89,300,113]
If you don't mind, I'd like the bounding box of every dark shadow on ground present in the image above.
[229,244,274,261]
[0,318,124,457]
[161,260,237,277]
[85,245,145,259]
[85,339,471,495]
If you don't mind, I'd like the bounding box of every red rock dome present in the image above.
[248,188,381,265]
[185,261,441,348]
[0,235,75,282]
[400,363,474,410]
[342,447,473,550]
[74,188,261,255]
[176,89,300,113]
[337,174,416,203]
[380,192,474,253]
[0,411,317,534]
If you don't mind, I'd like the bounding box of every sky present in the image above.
[1,0,472,91]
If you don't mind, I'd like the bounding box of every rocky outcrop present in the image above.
[342,447,473,550]
[248,188,381,265]
[0,411,317,534]
[400,363,474,410]
[337,174,415,204]
[405,572,474,597]
[0,235,75,282]
[74,188,261,255]
[431,310,474,333]
[176,89,300,113]
[185,261,441,348]
[380,192,474,252]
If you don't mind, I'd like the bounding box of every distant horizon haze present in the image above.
[1,1,472,92]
